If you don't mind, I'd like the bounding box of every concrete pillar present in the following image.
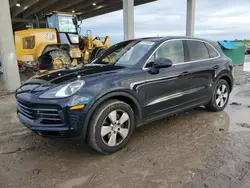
[0,0,21,91]
[123,0,134,40]
[186,0,195,36]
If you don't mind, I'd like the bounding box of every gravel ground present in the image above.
[0,57,250,188]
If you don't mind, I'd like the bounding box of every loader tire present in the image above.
[48,50,71,69]
[89,47,106,62]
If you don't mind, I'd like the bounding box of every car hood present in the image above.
[17,64,125,93]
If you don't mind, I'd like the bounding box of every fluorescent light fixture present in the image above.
[93,2,96,6]
[16,3,21,7]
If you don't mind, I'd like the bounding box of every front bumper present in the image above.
[16,93,87,138]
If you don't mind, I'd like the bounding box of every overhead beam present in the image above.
[37,0,89,19]
[22,0,61,18]
[11,0,41,17]
[72,0,114,13]
[79,0,155,20]
[12,17,46,24]
[64,0,106,12]
[186,0,195,36]
[12,22,46,31]
[80,5,120,20]
[9,0,19,8]
[15,0,155,20]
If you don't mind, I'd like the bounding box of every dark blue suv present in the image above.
[16,37,234,154]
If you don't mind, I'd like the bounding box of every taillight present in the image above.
[22,36,35,49]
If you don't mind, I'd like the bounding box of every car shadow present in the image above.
[32,106,228,158]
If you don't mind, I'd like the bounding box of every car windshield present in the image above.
[92,40,156,68]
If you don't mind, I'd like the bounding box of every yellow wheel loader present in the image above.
[15,11,110,71]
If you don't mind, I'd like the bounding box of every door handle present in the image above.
[180,71,190,76]
[213,65,219,69]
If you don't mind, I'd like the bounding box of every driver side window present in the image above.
[147,40,185,66]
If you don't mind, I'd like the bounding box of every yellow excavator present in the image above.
[15,11,110,71]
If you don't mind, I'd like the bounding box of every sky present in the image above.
[80,0,250,45]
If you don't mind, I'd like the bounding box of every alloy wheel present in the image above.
[101,110,130,147]
[215,84,228,108]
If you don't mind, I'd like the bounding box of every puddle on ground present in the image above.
[224,83,250,132]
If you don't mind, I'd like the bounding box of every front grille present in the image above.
[17,101,64,125]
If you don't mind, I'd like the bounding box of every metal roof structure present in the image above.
[10,0,156,31]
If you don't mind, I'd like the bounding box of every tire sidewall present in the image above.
[89,47,105,62]
[90,101,135,154]
[211,79,230,111]
[49,50,71,65]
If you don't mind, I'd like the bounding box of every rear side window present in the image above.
[186,40,209,61]
[205,43,219,58]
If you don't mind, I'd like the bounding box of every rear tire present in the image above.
[206,79,230,112]
[88,99,135,154]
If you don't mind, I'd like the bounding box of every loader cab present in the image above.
[46,12,80,45]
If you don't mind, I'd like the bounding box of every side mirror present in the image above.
[154,58,173,68]
[148,58,173,74]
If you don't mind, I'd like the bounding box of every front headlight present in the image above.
[39,80,85,99]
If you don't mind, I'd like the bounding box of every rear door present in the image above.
[185,40,220,103]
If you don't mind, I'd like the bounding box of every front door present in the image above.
[142,40,193,121]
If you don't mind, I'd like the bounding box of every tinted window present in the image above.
[205,43,219,58]
[148,40,184,64]
[186,41,209,61]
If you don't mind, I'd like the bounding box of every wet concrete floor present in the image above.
[0,58,250,188]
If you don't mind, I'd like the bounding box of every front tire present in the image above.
[206,79,230,112]
[88,100,135,154]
